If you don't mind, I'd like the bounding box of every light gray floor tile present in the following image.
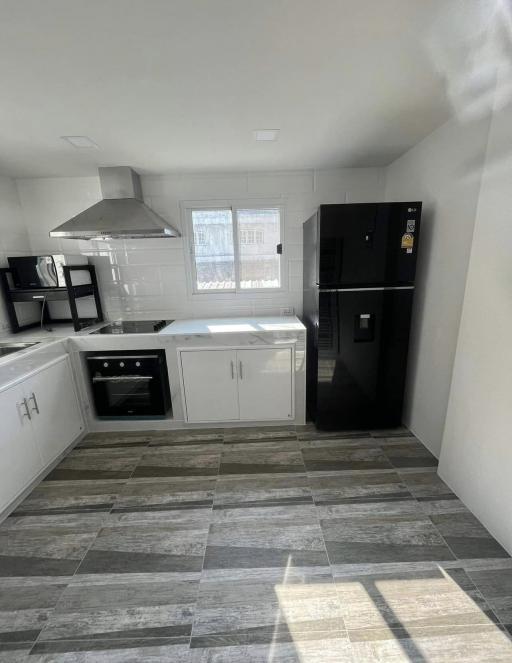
[2,423,510,662]
[321,513,456,566]
[133,447,221,479]
[204,518,330,571]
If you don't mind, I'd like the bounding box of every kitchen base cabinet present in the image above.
[27,356,84,465]
[237,348,293,421]
[0,355,84,517]
[0,385,43,512]
[180,349,239,423]
[179,346,294,424]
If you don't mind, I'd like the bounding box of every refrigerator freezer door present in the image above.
[318,203,421,287]
[315,288,414,429]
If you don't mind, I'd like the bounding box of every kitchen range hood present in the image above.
[49,167,180,240]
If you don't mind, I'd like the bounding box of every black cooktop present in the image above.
[91,320,171,334]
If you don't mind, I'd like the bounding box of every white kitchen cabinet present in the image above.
[180,349,239,423]
[0,354,84,517]
[0,384,43,511]
[26,356,84,465]
[237,348,293,421]
[179,346,294,423]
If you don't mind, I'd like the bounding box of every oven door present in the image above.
[91,374,165,416]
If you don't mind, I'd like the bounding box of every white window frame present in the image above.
[181,199,287,296]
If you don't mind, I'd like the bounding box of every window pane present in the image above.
[191,209,235,290]
[237,209,281,289]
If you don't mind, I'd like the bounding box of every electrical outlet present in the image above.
[280,307,294,316]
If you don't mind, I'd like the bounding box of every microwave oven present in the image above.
[7,255,90,289]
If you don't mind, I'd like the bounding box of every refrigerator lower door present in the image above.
[315,289,414,429]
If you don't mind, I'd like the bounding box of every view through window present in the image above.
[190,207,281,291]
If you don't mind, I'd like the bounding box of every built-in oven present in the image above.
[86,349,171,418]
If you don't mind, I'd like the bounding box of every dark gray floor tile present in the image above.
[45,448,143,482]
[381,437,438,469]
[349,623,512,662]
[308,466,419,520]
[302,446,393,473]
[296,424,370,442]
[322,513,456,568]
[223,425,296,443]
[397,468,452,499]
[191,632,353,662]
[77,521,208,576]
[77,432,152,449]
[193,572,342,645]
[219,448,305,476]
[213,473,313,521]
[309,469,410,504]
[370,427,411,438]
[0,521,101,578]
[0,642,32,662]
[0,580,66,644]
[133,447,221,478]
[204,518,330,571]
[468,565,512,625]
[148,429,223,447]
[11,480,126,517]
[39,575,198,643]
[114,477,216,511]
[29,637,197,661]
[431,512,510,560]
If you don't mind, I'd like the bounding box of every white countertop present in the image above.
[159,316,305,336]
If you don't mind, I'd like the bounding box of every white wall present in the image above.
[439,70,512,552]
[16,168,385,321]
[385,115,491,457]
[0,176,35,331]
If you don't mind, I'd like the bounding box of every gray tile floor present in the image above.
[1,425,512,662]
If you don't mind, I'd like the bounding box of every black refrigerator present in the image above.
[302,202,421,430]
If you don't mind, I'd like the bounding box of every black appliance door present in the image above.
[91,375,163,416]
[87,352,170,417]
[315,288,414,430]
[318,203,421,287]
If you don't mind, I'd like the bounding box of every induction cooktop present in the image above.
[91,320,172,334]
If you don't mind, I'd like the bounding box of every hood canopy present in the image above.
[49,167,180,240]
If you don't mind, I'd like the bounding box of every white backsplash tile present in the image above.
[12,167,386,323]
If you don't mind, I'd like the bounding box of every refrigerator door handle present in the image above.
[320,286,414,292]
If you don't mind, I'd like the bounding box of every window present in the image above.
[240,229,264,245]
[194,228,207,245]
[188,206,282,292]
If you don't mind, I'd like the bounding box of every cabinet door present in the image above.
[237,348,293,421]
[180,350,239,422]
[27,357,84,466]
[0,385,43,512]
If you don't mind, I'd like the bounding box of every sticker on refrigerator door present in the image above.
[401,233,414,250]
[406,219,416,232]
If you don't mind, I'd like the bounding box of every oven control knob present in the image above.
[119,362,125,368]
[136,361,141,367]
[103,362,109,368]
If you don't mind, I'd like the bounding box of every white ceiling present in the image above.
[0,0,457,178]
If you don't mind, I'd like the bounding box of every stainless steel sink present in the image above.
[0,341,40,357]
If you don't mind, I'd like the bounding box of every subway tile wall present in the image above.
[15,168,385,321]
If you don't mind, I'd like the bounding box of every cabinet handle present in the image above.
[18,398,31,420]
[239,360,243,380]
[29,392,40,415]
[230,360,235,380]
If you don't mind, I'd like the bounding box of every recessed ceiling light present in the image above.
[253,129,279,141]
[61,135,99,149]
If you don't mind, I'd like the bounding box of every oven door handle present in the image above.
[92,375,154,383]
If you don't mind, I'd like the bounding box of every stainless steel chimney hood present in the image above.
[49,167,180,240]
